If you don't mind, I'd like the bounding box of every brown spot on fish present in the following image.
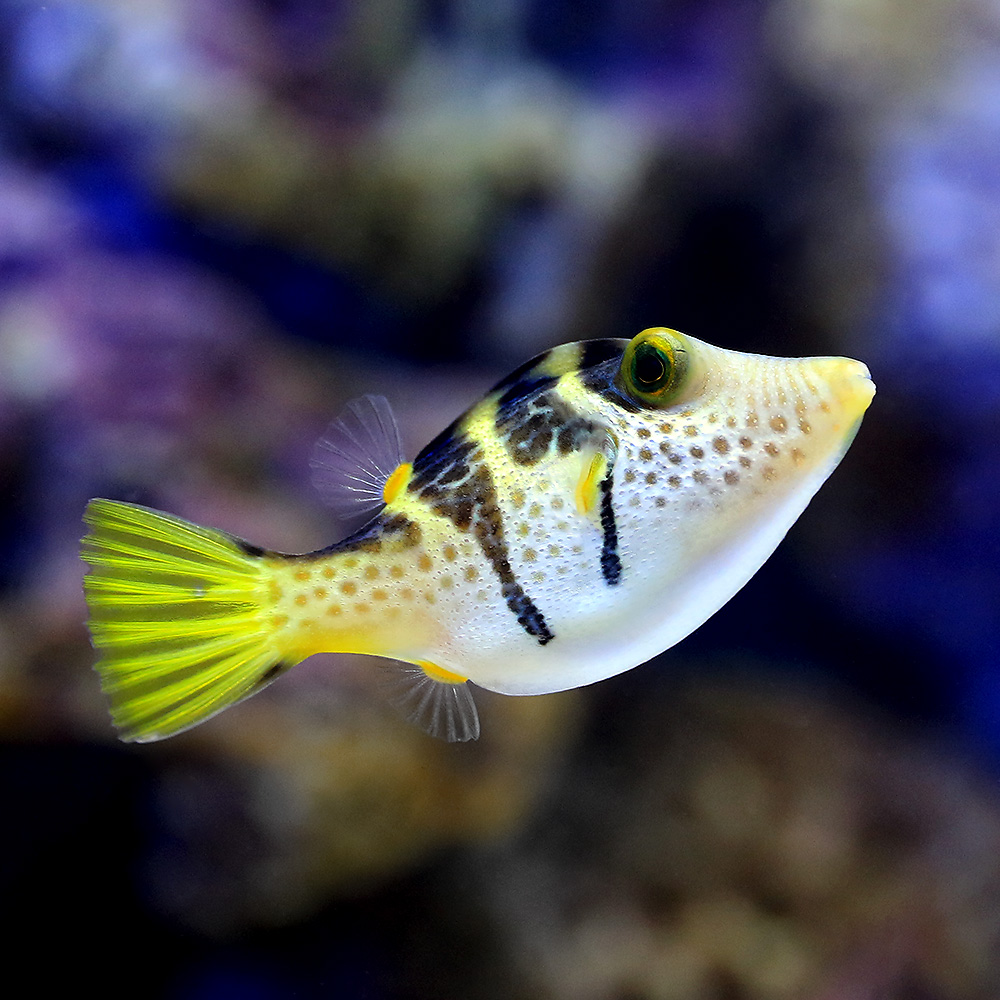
[713,437,730,454]
[764,442,780,457]
[645,472,657,484]
[724,470,740,485]
[668,475,682,488]
[770,415,788,433]
[364,565,379,580]
[690,446,704,459]
[739,436,753,449]
[418,554,433,572]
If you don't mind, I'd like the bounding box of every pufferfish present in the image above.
[81,328,874,743]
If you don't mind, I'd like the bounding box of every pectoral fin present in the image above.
[310,395,408,523]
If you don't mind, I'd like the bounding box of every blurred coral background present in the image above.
[2,1,999,997]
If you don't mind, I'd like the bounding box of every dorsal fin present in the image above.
[380,662,481,742]
[310,395,406,521]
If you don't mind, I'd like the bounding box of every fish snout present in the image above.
[808,356,876,421]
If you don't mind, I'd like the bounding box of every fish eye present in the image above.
[621,329,689,406]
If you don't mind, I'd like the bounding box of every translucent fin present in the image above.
[310,395,406,520]
[81,499,293,742]
[382,663,481,742]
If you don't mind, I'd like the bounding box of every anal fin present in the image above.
[382,661,481,742]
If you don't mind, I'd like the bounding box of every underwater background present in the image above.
[1,0,999,997]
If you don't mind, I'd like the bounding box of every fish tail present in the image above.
[81,499,295,742]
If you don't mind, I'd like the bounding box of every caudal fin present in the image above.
[81,499,292,742]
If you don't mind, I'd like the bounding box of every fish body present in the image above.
[82,328,874,741]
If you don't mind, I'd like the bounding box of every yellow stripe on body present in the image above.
[535,342,585,378]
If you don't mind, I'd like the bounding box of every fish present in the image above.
[81,327,875,743]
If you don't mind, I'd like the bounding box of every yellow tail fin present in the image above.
[81,499,292,742]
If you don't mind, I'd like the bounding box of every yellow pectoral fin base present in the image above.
[81,499,291,742]
[382,462,413,505]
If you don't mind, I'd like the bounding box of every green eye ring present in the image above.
[621,329,689,407]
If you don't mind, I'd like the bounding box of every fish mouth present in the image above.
[830,358,876,418]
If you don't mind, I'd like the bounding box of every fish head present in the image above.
[530,326,877,681]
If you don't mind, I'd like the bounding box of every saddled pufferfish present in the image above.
[81,328,874,743]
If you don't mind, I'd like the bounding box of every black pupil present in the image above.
[635,346,668,387]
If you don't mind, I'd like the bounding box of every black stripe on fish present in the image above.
[253,661,293,689]
[576,344,646,414]
[493,340,624,415]
[598,473,622,586]
[411,420,475,491]
[412,428,554,644]
[497,390,604,467]
[579,339,626,370]
[303,511,423,559]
